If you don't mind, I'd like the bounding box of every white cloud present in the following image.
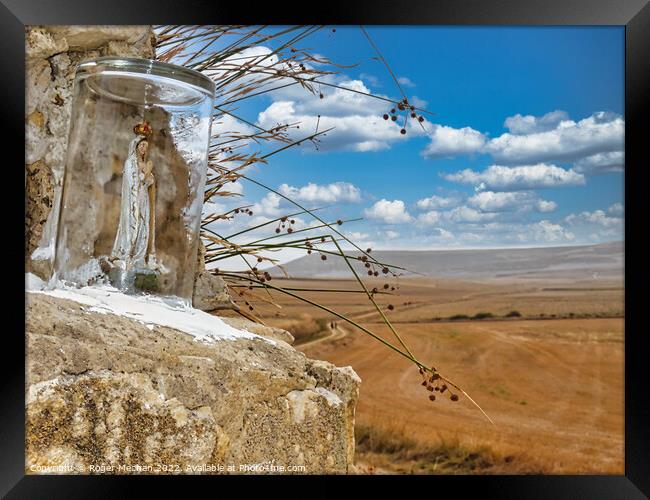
[574,151,624,174]
[486,111,624,164]
[431,228,455,241]
[251,192,283,217]
[382,230,400,240]
[421,124,486,159]
[528,220,575,243]
[278,182,361,203]
[415,195,461,210]
[443,206,499,223]
[503,110,569,135]
[256,77,426,153]
[417,210,441,225]
[565,210,623,228]
[419,111,624,177]
[443,164,585,191]
[397,76,416,87]
[467,191,556,213]
[536,200,557,213]
[202,201,227,216]
[364,199,412,224]
[608,203,624,216]
[345,231,370,241]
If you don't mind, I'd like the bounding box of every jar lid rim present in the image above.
[76,57,215,96]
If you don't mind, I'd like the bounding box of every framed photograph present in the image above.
[3,0,648,496]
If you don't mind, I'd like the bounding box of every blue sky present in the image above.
[205,26,624,253]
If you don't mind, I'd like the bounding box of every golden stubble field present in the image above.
[250,276,624,474]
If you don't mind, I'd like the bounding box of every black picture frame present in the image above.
[3,1,648,497]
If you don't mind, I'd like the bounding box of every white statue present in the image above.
[111,123,156,271]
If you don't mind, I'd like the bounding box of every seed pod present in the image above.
[427,386,434,392]
[387,304,394,311]
[450,394,459,402]
[321,255,327,261]
[383,114,389,120]
[429,394,436,401]
[421,380,427,386]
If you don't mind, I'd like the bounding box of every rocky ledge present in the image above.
[26,292,360,474]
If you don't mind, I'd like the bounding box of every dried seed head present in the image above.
[387,304,394,311]
[337,219,343,225]
[421,380,428,386]
[275,228,280,234]
[391,116,397,122]
[450,394,459,402]
[382,267,389,274]
[383,114,389,120]
[383,284,389,289]
[321,254,327,261]
[427,386,434,392]
[400,129,406,135]
[429,394,436,401]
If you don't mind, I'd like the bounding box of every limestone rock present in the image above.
[26,292,360,474]
[220,316,295,345]
[192,271,234,312]
[192,239,235,311]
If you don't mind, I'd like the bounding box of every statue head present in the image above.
[136,138,149,160]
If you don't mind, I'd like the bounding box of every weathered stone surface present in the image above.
[220,316,295,345]
[26,293,360,474]
[192,239,234,311]
[25,26,154,279]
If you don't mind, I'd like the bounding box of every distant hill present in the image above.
[271,241,624,280]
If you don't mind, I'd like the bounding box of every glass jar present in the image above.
[53,57,215,306]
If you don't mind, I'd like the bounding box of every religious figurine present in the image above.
[110,121,158,277]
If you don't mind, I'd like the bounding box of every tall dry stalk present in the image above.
[155,25,492,423]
